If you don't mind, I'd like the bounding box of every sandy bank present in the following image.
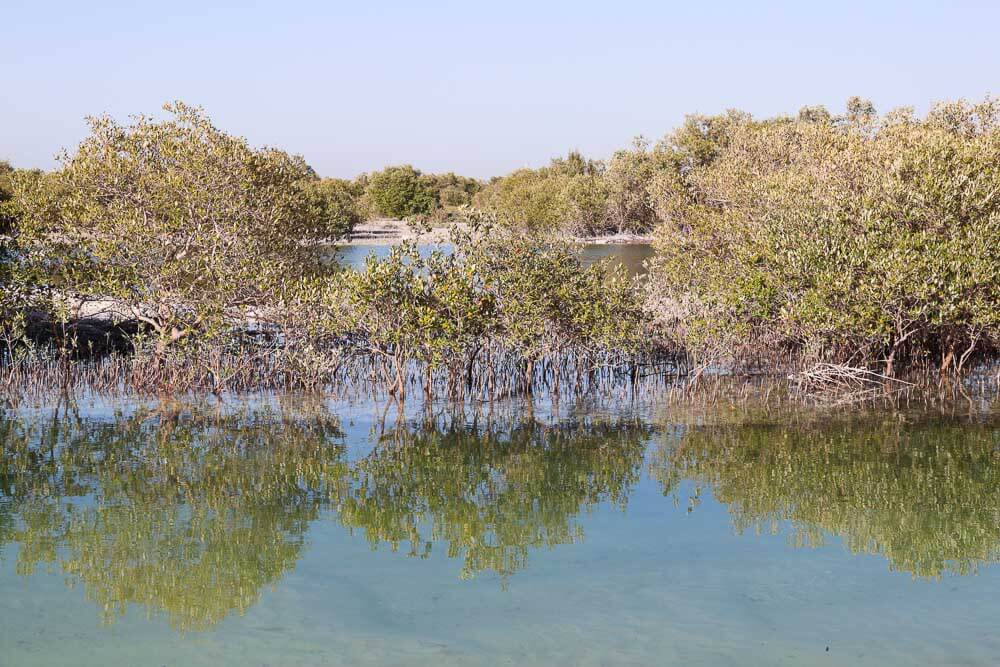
[344,220,652,246]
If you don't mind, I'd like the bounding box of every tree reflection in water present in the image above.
[0,402,650,629]
[0,402,348,631]
[652,413,1000,578]
[4,399,996,633]
[337,413,650,579]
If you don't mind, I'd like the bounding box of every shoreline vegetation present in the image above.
[344,219,653,246]
[2,97,1000,403]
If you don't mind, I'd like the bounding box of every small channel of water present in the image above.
[334,243,656,276]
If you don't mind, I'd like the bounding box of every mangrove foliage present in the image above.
[2,97,999,397]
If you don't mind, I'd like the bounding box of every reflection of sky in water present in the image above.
[335,243,655,276]
[1,397,998,666]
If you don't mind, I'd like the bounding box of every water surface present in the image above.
[335,243,654,275]
[1,397,997,666]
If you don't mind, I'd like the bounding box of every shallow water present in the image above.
[1,396,998,666]
[335,243,655,275]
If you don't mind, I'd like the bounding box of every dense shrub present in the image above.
[603,138,660,234]
[0,161,16,283]
[1,162,47,350]
[328,242,492,392]
[0,161,17,235]
[649,97,1000,372]
[13,102,329,351]
[425,171,481,207]
[319,218,650,396]
[302,177,363,239]
[1,162,21,347]
[7,96,999,390]
[455,220,645,356]
[474,168,566,231]
[352,168,480,223]
[474,151,610,235]
[362,164,438,219]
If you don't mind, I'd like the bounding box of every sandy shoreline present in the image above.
[344,220,652,246]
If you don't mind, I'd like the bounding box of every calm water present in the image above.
[1,396,998,666]
[335,243,655,275]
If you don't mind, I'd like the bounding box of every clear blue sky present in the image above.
[2,1,998,179]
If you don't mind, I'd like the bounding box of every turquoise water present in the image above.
[1,396,998,666]
[335,243,655,275]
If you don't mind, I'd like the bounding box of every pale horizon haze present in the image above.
[2,0,998,179]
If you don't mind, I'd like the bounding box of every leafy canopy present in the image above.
[362,164,438,219]
[14,102,329,344]
[649,97,1000,369]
